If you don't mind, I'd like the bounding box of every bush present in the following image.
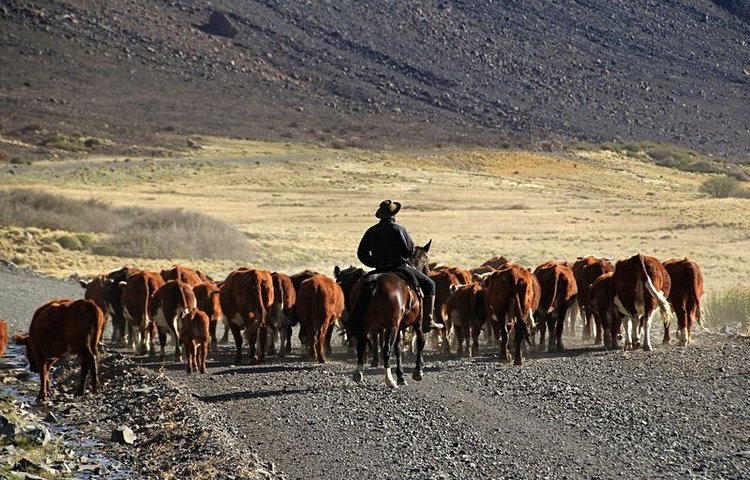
[704,286,750,329]
[55,234,83,251]
[699,175,740,198]
[0,150,8,163]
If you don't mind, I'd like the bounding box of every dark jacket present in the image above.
[357,218,415,269]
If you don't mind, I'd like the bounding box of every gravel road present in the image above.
[2,265,749,479]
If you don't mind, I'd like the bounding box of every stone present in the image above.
[202,11,238,38]
[111,425,136,445]
[21,424,52,446]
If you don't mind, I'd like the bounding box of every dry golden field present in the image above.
[1,138,748,295]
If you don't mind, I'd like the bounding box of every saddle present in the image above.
[367,265,424,299]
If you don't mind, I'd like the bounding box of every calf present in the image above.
[534,261,578,352]
[445,283,488,357]
[180,308,210,373]
[428,269,461,353]
[572,256,615,342]
[14,299,105,401]
[611,253,672,351]
[219,268,274,365]
[296,274,345,363]
[192,281,223,351]
[160,264,209,286]
[485,264,540,365]
[149,280,197,361]
[120,271,165,355]
[663,258,704,346]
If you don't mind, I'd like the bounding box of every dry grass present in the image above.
[0,139,748,293]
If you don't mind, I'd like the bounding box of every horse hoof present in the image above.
[412,370,423,381]
[353,371,364,383]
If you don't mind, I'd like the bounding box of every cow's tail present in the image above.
[178,283,191,318]
[638,254,671,327]
[344,278,378,342]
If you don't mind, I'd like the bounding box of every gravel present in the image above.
[1,264,749,479]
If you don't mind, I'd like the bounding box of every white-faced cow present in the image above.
[14,299,105,401]
[149,280,197,361]
[611,253,672,351]
[663,258,704,346]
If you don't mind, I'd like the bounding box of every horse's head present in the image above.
[409,239,432,275]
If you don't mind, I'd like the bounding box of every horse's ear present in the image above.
[422,239,432,253]
[333,266,341,277]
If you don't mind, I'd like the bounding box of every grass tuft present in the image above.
[704,286,750,330]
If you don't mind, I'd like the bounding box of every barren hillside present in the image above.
[1,0,749,157]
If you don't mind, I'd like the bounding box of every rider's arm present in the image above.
[357,228,376,268]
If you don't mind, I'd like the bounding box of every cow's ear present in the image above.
[333,266,341,277]
[13,333,29,345]
[422,239,432,253]
[79,280,90,289]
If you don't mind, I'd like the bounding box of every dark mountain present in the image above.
[1,0,748,156]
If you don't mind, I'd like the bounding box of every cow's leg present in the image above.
[622,317,633,350]
[556,307,567,351]
[229,323,243,365]
[353,333,367,383]
[537,313,548,351]
[513,322,525,366]
[209,319,218,352]
[77,357,90,397]
[170,324,182,363]
[318,321,332,364]
[324,325,334,357]
[38,361,53,401]
[183,341,192,373]
[383,327,398,389]
[157,328,168,361]
[412,326,425,381]
[594,312,604,345]
[199,341,208,373]
[220,322,230,344]
[247,327,260,365]
[455,324,464,357]
[643,311,655,351]
[547,315,556,352]
[257,324,267,364]
[471,323,480,358]
[610,314,621,350]
[499,322,510,362]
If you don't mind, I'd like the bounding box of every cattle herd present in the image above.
[4,252,704,399]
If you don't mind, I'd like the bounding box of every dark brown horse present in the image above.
[344,241,431,388]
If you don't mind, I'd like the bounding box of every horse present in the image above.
[344,240,432,388]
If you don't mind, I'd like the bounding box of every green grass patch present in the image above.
[42,133,109,152]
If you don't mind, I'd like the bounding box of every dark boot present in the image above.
[422,294,443,332]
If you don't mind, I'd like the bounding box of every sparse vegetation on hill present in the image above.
[0,190,250,261]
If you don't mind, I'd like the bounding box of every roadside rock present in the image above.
[111,425,136,445]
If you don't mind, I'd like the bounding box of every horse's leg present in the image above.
[412,325,425,381]
[383,326,399,389]
[353,334,367,383]
[395,330,406,386]
[369,331,380,368]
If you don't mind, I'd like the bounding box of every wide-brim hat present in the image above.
[375,200,401,219]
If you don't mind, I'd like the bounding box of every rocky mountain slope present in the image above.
[1,0,749,156]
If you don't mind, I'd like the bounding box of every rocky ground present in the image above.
[1,0,749,158]
[1,263,749,479]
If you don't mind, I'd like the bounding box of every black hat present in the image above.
[375,200,401,219]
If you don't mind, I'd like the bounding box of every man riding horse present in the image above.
[357,200,443,333]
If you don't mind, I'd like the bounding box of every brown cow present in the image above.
[534,261,578,352]
[572,256,615,342]
[0,318,8,358]
[611,253,672,351]
[428,269,461,352]
[481,256,511,270]
[160,265,209,286]
[485,264,540,365]
[14,299,105,401]
[219,268,274,365]
[445,283,488,357]
[80,266,141,345]
[663,258,704,346]
[120,271,165,355]
[587,272,622,350]
[268,272,297,357]
[180,308,210,373]
[296,274,345,363]
[150,280,197,361]
[192,281,224,351]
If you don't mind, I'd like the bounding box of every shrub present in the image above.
[704,286,750,329]
[699,175,739,198]
[0,150,8,163]
[55,234,83,251]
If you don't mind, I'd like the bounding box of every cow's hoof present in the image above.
[412,370,423,381]
[514,359,523,366]
[353,371,364,383]
[397,377,407,386]
[643,344,653,352]
[233,356,241,365]
[556,345,565,352]
[249,356,259,365]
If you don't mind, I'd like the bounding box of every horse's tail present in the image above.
[345,277,378,342]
